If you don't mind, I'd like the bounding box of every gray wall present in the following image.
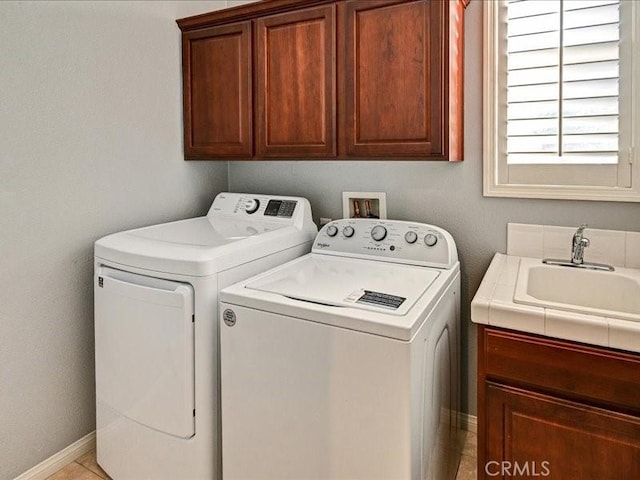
[0,2,230,478]
[229,1,640,416]
[2,1,639,477]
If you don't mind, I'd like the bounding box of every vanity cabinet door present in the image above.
[484,383,640,480]
[342,0,452,159]
[182,22,252,159]
[478,325,640,480]
[255,6,336,158]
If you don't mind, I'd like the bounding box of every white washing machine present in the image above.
[93,192,317,480]
[219,218,463,480]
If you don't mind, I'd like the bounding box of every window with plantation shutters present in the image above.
[483,0,639,202]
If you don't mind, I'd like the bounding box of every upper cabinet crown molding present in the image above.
[177,0,469,161]
[177,0,336,31]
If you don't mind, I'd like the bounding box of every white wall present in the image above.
[0,2,230,477]
[229,1,640,417]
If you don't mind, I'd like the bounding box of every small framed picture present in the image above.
[342,192,387,219]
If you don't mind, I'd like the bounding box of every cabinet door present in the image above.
[182,22,252,159]
[342,0,443,158]
[255,6,336,158]
[484,383,640,480]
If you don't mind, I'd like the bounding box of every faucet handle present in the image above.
[574,225,588,245]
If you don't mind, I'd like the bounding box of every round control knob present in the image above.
[424,233,438,247]
[343,226,355,238]
[405,231,418,244]
[371,225,387,242]
[244,198,260,214]
[326,225,338,237]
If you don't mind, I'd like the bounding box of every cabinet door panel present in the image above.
[256,6,336,157]
[343,0,443,157]
[183,22,252,159]
[485,384,640,480]
[482,327,640,414]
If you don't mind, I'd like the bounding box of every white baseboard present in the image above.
[460,412,477,434]
[13,431,96,480]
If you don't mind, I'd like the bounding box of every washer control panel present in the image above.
[312,219,457,268]
[208,193,300,218]
[206,193,317,234]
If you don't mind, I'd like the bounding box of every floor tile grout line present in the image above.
[81,462,107,480]
[75,460,107,480]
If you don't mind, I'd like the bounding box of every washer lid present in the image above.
[94,193,318,277]
[95,217,311,276]
[128,217,277,247]
[246,255,439,316]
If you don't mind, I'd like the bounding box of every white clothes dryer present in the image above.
[220,218,463,480]
[93,192,316,480]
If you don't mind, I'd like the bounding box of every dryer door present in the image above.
[95,266,195,439]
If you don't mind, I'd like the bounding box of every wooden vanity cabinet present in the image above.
[177,0,467,161]
[478,326,640,480]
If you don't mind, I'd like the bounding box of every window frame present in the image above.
[483,0,640,202]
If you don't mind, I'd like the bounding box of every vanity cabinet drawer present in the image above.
[481,327,640,414]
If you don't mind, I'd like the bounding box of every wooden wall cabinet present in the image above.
[478,326,640,480]
[256,5,336,158]
[177,0,468,161]
[182,22,253,159]
[341,0,464,159]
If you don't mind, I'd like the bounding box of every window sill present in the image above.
[483,181,640,203]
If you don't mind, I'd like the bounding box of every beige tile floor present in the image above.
[48,431,477,480]
[47,449,110,480]
[458,430,478,480]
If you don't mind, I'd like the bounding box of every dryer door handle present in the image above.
[96,266,193,309]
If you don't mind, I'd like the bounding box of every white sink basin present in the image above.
[514,258,640,322]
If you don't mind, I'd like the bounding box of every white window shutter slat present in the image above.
[505,0,620,167]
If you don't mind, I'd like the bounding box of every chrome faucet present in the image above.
[543,224,615,272]
[571,224,590,265]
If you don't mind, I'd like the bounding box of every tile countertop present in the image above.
[471,253,640,354]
